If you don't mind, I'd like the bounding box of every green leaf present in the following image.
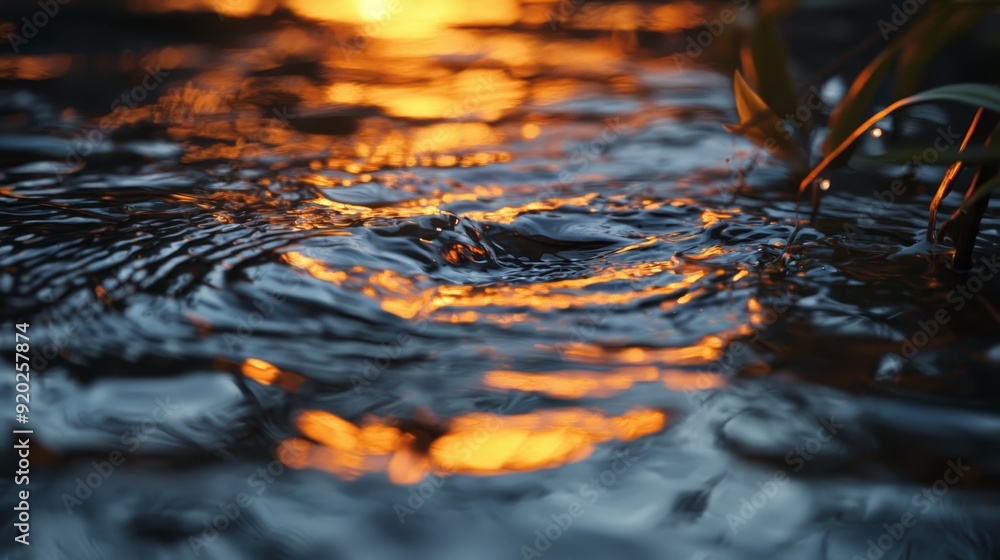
[724,71,807,171]
[853,146,1000,167]
[744,11,799,125]
[800,83,1000,193]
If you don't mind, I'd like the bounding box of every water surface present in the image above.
[2,1,1000,559]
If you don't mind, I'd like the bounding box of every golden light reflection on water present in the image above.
[287,0,519,37]
[560,335,725,364]
[105,0,722,182]
[363,70,523,121]
[278,407,665,482]
[277,240,731,343]
[134,0,711,32]
[0,55,74,80]
[484,366,724,399]
[373,266,707,320]
[480,333,729,399]
[119,0,750,482]
[241,358,306,390]
[119,0,698,127]
[302,189,600,226]
[264,246,733,402]
[485,368,660,399]
[281,252,352,284]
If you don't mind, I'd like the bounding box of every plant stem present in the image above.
[954,117,1000,269]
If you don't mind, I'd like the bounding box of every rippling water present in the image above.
[2,1,1000,559]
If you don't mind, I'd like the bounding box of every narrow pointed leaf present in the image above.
[936,174,1000,239]
[853,145,1000,167]
[800,84,1000,193]
[824,47,898,154]
[825,1,990,156]
[746,13,799,123]
[725,71,807,171]
[928,108,984,240]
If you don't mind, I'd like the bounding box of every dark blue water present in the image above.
[2,1,1000,559]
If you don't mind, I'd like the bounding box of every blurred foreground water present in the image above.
[2,1,1000,559]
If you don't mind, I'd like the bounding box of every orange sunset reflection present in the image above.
[118,0,751,487]
[241,358,307,391]
[279,407,666,482]
[116,0,726,179]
